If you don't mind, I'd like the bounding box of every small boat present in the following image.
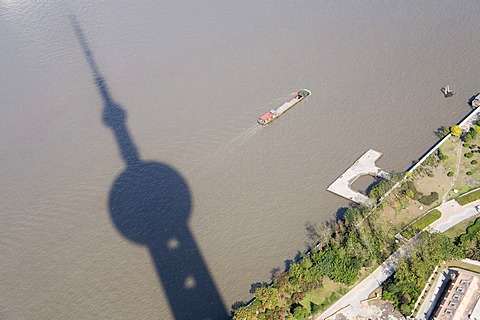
[441,86,455,98]
[257,89,311,125]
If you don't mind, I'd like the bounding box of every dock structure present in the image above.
[327,149,389,205]
[472,93,480,108]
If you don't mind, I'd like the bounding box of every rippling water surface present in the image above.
[1,1,480,318]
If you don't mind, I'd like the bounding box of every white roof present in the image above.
[471,297,480,320]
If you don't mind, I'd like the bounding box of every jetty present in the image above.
[327,149,389,204]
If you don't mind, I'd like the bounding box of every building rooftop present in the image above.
[430,269,480,320]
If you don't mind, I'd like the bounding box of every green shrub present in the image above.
[471,128,478,139]
[292,305,310,319]
[465,152,474,158]
[463,143,470,148]
[428,173,435,178]
[401,226,419,239]
[467,171,473,176]
[457,189,480,205]
[400,304,412,316]
[471,160,478,165]
[447,172,454,177]
[405,189,415,199]
[459,217,480,243]
[406,181,423,200]
[310,302,322,315]
[418,192,439,206]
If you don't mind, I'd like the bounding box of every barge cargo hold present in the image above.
[257,89,311,125]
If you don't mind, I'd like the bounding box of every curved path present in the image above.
[429,198,480,232]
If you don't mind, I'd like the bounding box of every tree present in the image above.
[300,255,313,269]
[292,305,310,320]
[310,302,322,315]
[382,232,462,316]
[450,125,462,137]
[435,126,451,138]
[464,133,473,142]
[254,286,280,311]
[405,189,415,199]
[233,306,258,320]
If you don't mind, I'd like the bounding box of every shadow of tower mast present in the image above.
[71,17,228,320]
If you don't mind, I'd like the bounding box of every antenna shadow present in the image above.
[72,17,228,320]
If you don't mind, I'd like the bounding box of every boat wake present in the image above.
[185,124,261,178]
[225,125,261,147]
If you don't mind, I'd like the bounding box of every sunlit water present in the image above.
[1,1,480,318]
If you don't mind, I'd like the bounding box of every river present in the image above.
[1,1,479,319]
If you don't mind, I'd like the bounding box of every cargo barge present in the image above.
[257,89,311,125]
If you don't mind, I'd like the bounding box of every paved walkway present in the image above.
[429,198,480,232]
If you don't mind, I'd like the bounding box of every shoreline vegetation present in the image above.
[232,108,480,320]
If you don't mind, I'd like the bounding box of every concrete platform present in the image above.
[327,149,388,204]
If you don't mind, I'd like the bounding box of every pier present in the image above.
[327,149,389,204]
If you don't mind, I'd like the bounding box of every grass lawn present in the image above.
[413,209,441,229]
[442,260,480,274]
[456,188,480,205]
[400,209,442,239]
[301,278,349,314]
[379,133,480,234]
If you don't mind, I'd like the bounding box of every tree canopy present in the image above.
[450,125,462,137]
[382,232,461,315]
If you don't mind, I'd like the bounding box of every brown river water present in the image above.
[1,1,480,319]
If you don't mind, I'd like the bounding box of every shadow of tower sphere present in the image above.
[109,161,191,245]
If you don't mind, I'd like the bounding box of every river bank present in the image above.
[234,103,480,319]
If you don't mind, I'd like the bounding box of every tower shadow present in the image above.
[71,18,228,320]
